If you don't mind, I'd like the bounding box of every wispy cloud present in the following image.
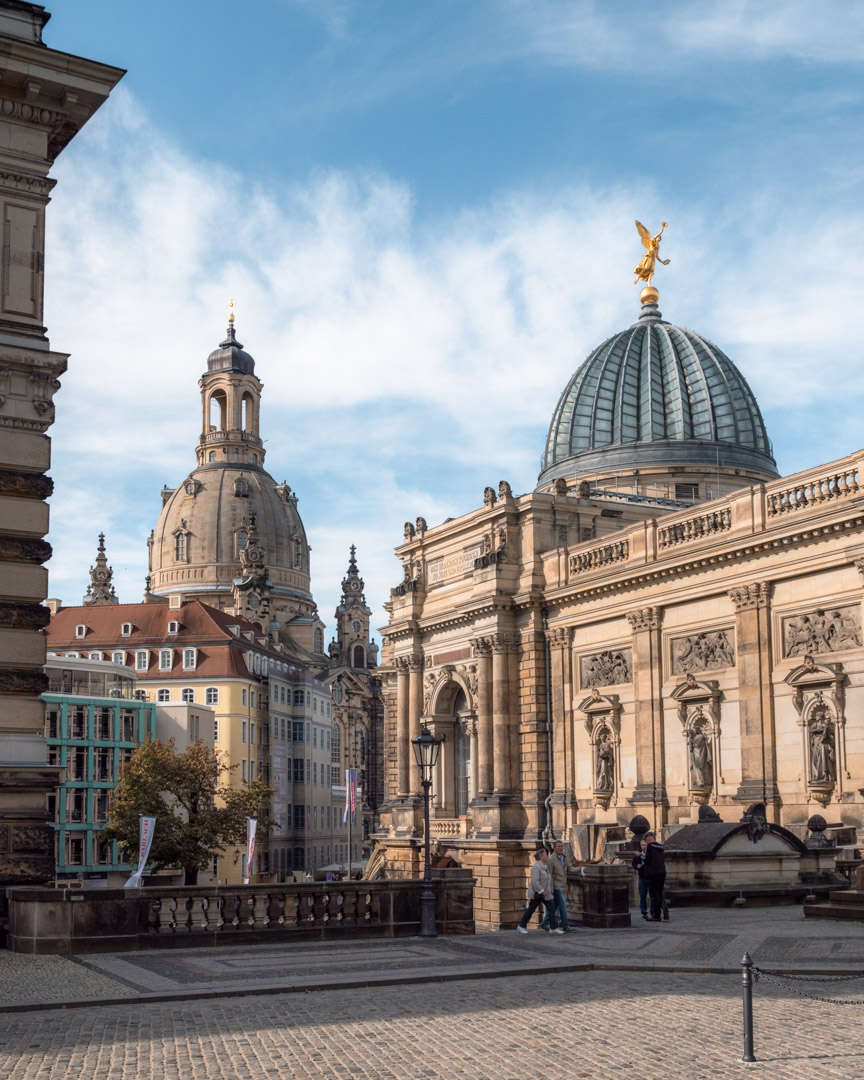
[45,90,864,638]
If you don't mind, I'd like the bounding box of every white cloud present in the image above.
[44,90,864,639]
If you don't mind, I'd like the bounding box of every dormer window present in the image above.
[184,479,201,497]
[159,649,173,671]
[234,478,249,497]
[75,625,88,638]
[183,648,197,670]
[121,623,133,637]
[168,620,180,635]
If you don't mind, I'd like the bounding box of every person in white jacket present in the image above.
[516,848,562,933]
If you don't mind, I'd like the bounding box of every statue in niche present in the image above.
[688,717,712,789]
[809,705,836,784]
[595,732,614,791]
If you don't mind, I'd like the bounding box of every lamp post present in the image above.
[411,725,442,937]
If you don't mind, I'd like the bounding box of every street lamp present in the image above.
[411,725,442,937]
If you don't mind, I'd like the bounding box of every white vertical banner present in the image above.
[244,817,257,885]
[124,815,156,888]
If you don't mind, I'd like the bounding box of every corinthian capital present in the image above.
[394,655,411,673]
[472,637,492,657]
[728,582,771,612]
[406,652,425,670]
[626,606,661,632]
[545,626,571,648]
[490,632,516,653]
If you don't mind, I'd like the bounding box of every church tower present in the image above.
[330,545,377,671]
[83,533,118,606]
[147,313,326,659]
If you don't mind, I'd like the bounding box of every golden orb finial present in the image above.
[228,298,235,325]
[633,220,670,300]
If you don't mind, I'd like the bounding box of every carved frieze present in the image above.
[782,605,862,657]
[0,468,53,500]
[579,648,632,688]
[471,637,492,658]
[0,536,51,564]
[671,629,735,674]
[0,601,51,630]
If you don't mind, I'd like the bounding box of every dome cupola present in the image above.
[538,253,778,502]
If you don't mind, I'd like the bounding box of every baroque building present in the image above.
[376,279,864,930]
[0,2,122,890]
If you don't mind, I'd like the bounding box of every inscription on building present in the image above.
[427,544,483,586]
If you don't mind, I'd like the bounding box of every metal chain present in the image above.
[752,969,864,1005]
[752,966,864,984]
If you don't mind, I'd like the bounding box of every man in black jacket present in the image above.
[642,831,667,922]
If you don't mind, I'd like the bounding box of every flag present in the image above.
[343,769,358,823]
[124,815,156,888]
[243,817,257,885]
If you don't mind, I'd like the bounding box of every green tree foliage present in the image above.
[102,738,272,884]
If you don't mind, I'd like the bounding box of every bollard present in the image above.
[740,951,755,1062]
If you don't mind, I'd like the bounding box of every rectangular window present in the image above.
[293,690,304,705]
[71,705,87,740]
[675,482,699,501]
[313,727,317,748]
[293,805,305,829]
[66,835,84,866]
[305,722,310,742]
[313,761,318,786]
[182,688,194,703]
[95,841,111,866]
[327,703,331,718]
[313,697,318,714]
[121,711,135,741]
[112,651,125,666]
[242,688,247,707]
[183,648,196,670]
[157,688,170,703]
[292,758,305,783]
[135,651,149,672]
[313,806,318,828]
[326,730,331,751]
[121,623,132,637]
[250,723,256,745]
[293,721,304,743]
[306,691,311,705]
[250,760,255,781]
[95,791,110,823]
[242,721,247,744]
[68,789,85,822]
[242,759,247,781]
[45,709,59,739]
[159,649,172,671]
[96,707,112,740]
[205,687,219,705]
[96,747,113,782]
[293,846,305,870]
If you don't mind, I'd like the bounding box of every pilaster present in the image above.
[626,605,667,823]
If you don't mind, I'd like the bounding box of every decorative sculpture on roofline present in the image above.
[633,220,670,303]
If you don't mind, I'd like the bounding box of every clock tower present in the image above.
[83,533,118,606]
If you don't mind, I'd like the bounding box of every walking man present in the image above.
[642,831,667,922]
[541,839,572,932]
[517,848,561,934]
[632,838,649,919]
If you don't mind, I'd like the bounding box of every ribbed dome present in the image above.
[538,300,778,490]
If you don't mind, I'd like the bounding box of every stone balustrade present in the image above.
[7,872,475,954]
[569,539,629,575]
[766,467,860,517]
[657,505,733,549]
[430,818,472,838]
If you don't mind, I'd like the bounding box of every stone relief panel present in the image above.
[579,648,632,688]
[782,605,862,657]
[671,629,735,674]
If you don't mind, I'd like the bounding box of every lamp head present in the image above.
[411,726,441,780]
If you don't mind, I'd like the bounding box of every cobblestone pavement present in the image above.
[2,905,863,1010]
[2,968,864,1080]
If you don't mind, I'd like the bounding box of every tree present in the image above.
[102,738,272,885]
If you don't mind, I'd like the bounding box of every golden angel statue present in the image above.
[633,220,670,286]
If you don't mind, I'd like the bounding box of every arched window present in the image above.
[174,531,187,561]
[208,451,216,462]
[331,725,342,785]
[205,687,219,705]
[241,392,255,432]
[233,478,248,496]
[209,390,227,431]
[236,529,248,556]
[352,644,365,669]
[314,628,324,653]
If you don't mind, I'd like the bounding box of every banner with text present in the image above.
[243,817,257,885]
[124,815,156,888]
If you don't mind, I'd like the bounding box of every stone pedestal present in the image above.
[568,863,631,928]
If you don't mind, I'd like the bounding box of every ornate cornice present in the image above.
[728,582,771,611]
[627,606,661,632]
[0,98,67,131]
[0,168,56,202]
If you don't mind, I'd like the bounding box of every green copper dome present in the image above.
[538,299,778,490]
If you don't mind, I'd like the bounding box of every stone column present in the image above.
[546,627,576,833]
[407,653,424,747]
[395,657,410,797]
[626,606,667,822]
[728,582,778,810]
[473,637,493,795]
[491,634,513,794]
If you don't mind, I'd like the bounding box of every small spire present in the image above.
[349,544,357,567]
[228,298,235,325]
[83,533,118,606]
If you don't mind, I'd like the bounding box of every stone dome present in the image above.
[538,298,778,493]
[149,465,312,607]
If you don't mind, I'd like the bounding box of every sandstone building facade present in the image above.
[376,288,864,929]
[0,2,122,888]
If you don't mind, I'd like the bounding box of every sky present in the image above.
[41,0,864,645]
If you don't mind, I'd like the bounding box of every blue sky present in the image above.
[43,0,864,641]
